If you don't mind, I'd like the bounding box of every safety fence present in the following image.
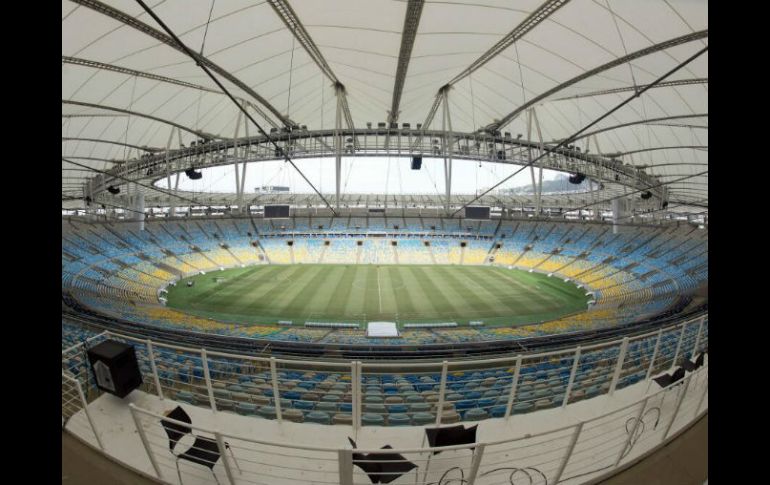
[61,312,708,484]
[61,314,707,430]
[124,364,708,485]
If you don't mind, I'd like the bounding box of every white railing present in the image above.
[122,364,707,485]
[61,314,707,433]
[62,371,104,451]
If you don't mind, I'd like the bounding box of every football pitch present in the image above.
[165,264,589,327]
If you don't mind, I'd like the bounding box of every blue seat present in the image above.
[284,391,301,400]
[175,391,195,404]
[364,403,386,414]
[388,404,408,413]
[513,402,534,414]
[464,408,489,421]
[455,400,475,410]
[306,411,331,424]
[236,402,257,416]
[362,414,385,426]
[316,402,338,413]
[489,405,507,418]
[258,405,277,420]
[388,414,411,426]
[519,391,535,402]
[477,397,496,408]
[293,400,314,411]
[409,403,431,413]
[339,403,353,413]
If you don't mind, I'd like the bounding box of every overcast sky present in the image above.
[159,157,564,195]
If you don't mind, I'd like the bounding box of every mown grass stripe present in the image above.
[463,266,538,314]
[226,265,294,312]
[344,265,368,318]
[407,266,463,320]
[186,265,281,310]
[387,265,418,318]
[431,266,498,319]
[323,265,359,319]
[192,266,263,302]
[276,266,329,317]
[240,265,305,314]
[489,267,561,308]
[397,266,442,320]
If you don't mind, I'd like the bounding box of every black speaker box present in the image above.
[87,340,143,398]
[411,155,422,170]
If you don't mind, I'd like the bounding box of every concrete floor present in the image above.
[62,414,707,485]
[598,414,707,485]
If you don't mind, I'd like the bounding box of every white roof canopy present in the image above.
[63,0,707,209]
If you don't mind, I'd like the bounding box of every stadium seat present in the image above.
[236,402,257,416]
[388,414,411,426]
[306,411,331,425]
[362,414,385,426]
[258,405,277,420]
[464,408,489,421]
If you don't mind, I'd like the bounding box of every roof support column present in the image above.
[169,128,184,218]
[133,190,145,231]
[164,127,175,217]
[441,88,453,213]
[526,109,539,215]
[591,135,602,220]
[334,84,344,210]
[239,106,250,213]
[233,109,243,213]
[531,108,545,216]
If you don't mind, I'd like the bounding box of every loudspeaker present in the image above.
[87,340,143,398]
[411,155,422,170]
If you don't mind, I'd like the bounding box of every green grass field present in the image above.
[165,264,589,327]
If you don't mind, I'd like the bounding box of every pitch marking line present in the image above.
[376,266,383,313]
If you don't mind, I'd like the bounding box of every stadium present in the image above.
[62,1,708,484]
